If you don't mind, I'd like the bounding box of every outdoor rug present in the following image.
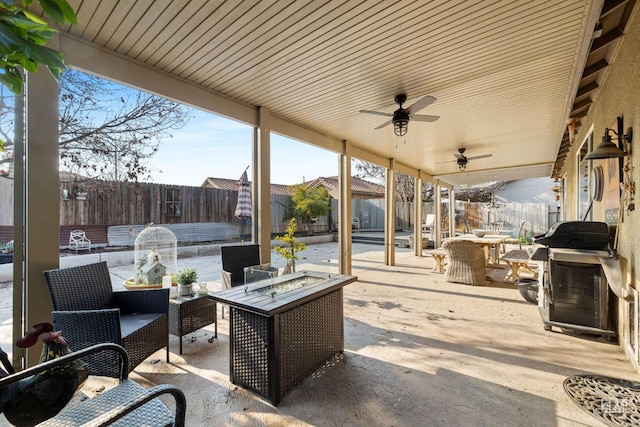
[564,375,640,426]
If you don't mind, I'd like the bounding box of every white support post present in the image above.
[255,107,271,263]
[385,160,396,265]
[338,141,352,274]
[414,176,423,256]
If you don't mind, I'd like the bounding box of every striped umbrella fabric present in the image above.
[234,170,252,219]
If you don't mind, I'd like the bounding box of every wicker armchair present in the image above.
[43,261,169,377]
[442,239,487,286]
[0,343,186,426]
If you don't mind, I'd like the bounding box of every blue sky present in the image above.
[148,108,340,186]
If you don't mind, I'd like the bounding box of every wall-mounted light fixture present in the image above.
[585,126,632,160]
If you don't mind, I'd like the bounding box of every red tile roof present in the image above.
[202,176,385,197]
[303,176,385,198]
[201,177,292,196]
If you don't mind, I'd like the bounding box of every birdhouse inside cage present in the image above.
[141,258,167,287]
[133,226,178,287]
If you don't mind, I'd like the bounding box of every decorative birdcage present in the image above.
[133,226,177,286]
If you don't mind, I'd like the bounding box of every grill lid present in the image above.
[533,221,610,249]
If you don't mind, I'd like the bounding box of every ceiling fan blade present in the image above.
[374,120,393,130]
[467,154,493,161]
[454,153,466,160]
[411,114,440,123]
[359,109,393,117]
[407,95,436,114]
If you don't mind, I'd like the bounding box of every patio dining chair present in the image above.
[504,220,527,250]
[43,261,169,377]
[442,239,486,286]
[486,222,504,234]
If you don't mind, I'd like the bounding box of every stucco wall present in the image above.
[564,3,640,368]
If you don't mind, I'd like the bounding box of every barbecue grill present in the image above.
[532,221,616,338]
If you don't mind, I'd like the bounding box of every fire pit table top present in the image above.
[208,271,357,316]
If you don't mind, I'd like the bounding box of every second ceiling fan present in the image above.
[359,94,440,136]
[446,148,493,171]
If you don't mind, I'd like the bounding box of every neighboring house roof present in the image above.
[201,177,292,196]
[202,176,385,198]
[303,176,385,198]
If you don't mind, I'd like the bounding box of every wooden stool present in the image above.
[426,249,447,273]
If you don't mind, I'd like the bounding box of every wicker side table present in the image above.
[168,294,216,354]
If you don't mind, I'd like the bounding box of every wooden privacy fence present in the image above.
[391,201,552,235]
[1,176,554,244]
[60,181,236,225]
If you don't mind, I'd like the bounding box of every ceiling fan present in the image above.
[359,94,439,136]
[441,148,493,171]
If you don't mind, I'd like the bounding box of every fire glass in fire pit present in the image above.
[251,272,324,297]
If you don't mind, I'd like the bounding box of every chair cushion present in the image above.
[120,313,165,338]
[41,379,175,427]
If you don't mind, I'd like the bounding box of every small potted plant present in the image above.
[176,268,197,296]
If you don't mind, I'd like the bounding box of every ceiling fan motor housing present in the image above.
[394,94,407,106]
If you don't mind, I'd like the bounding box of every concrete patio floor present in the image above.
[1,242,638,426]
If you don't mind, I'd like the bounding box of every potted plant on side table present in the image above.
[176,268,197,296]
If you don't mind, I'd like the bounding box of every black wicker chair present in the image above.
[220,244,262,289]
[0,343,186,426]
[43,261,169,377]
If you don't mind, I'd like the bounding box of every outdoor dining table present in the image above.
[208,270,357,406]
[444,234,508,266]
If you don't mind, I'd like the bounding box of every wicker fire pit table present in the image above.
[208,270,357,405]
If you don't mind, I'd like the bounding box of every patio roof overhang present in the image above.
[27,0,631,185]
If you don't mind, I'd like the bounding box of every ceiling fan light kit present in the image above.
[393,110,410,136]
[359,93,439,137]
[435,147,492,171]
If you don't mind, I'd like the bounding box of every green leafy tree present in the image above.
[275,218,307,273]
[288,184,330,231]
[0,0,77,151]
[0,0,76,93]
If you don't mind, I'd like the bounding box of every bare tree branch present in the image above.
[0,69,190,182]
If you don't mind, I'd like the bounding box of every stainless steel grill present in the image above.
[533,222,616,338]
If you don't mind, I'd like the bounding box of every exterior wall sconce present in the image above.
[584,117,635,213]
[585,126,632,160]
